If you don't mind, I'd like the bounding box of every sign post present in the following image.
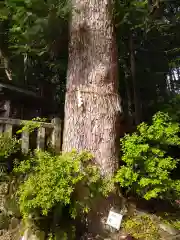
[106,210,123,230]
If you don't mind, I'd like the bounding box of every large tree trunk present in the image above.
[62,0,122,236]
[63,0,121,176]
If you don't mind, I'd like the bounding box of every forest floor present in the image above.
[115,197,180,240]
[0,197,179,240]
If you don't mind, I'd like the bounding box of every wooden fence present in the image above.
[0,117,62,153]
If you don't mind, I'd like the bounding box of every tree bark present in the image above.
[62,0,122,236]
[63,0,121,176]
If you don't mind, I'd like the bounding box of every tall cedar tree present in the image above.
[63,0,122,234]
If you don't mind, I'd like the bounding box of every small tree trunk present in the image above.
[125,78,133,128]
[169,70,175,92]
[129,33,141,125]
[0,49,12,81]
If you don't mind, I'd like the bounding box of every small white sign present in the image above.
[106,210,123,230]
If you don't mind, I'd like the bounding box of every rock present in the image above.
[136,209,149,217]
[5,197,21,218]
[0,213,9,230]
[118,234,136,240]
[0,183,9,195]
[0,229,5,236]
[9,217,19,229]
[22,228,45,240]
[159,223,179,235]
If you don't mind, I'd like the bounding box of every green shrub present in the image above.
[162,95,180,121]
[160,211,180,230]
[115,112,180,200]
[0,134,20,160]
[16,117,47,134]
[0,134,20,181]
[122,214,160,240]
[14,149,113,218]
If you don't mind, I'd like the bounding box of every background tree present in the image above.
[0,0,70,117]
[0,0,180,126]
[114,0,180,128]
